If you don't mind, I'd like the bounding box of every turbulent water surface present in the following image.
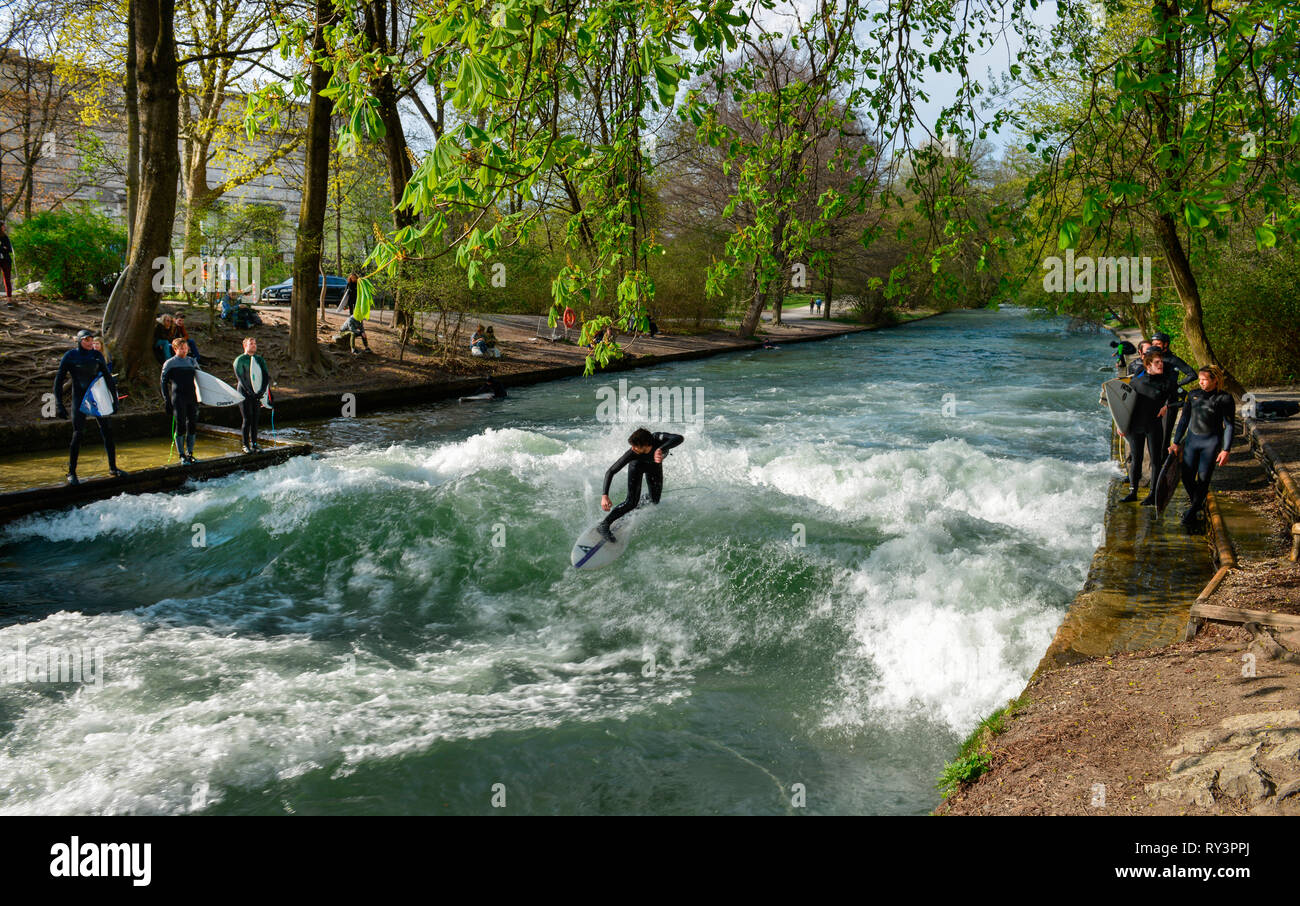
[0,309,1116,815]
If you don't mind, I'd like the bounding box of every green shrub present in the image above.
[10,208,126,301]
[936,695,1027,798]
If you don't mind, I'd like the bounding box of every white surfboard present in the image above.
[194,370,245,407]
[570,517,637,570]
[1102,378,1137,434]
[459,392,496,402]
[247,358,274,409]
[79,374,115,416]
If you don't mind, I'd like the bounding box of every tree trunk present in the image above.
[125,0,139,248]
[823,256,834,320]
[102,0,180,382]
[1151,213,1242,395]
[365,0,415,341]
[289,0,335,375]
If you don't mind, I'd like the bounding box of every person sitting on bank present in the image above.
[470,324,487,355]
[1118,350,1176,503]
[233,296,262,330]
[233,337,272,453]
[153,313,177,363]
[1170,365,1235,528]
[173,313,201,363]
[161,336,201,464]
[340,313,370,354]
[54,328,128,484]
[483,326,502,358]
[219,292,239,322]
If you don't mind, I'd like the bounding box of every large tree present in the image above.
[285,0,335,374]
[100,0,179,381]
[1019,0,1300,395]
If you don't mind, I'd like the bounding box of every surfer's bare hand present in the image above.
[653,449,665,463]
[601,495,611,511]
[1216,450,1229,466]
[1169,443,1181,455]
[1157,405,1168,418]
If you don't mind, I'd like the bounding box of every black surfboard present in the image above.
[1152,452,1181,516]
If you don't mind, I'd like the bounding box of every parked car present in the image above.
[260,275,348,305]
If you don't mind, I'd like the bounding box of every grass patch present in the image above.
[936,694,1029,799]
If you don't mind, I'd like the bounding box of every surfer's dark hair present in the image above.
[628,428,654,448]
[1142,350,1162,367]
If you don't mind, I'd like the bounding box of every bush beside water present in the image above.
[10,208,126,301]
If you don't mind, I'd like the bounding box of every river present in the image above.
[0,308,1117,814]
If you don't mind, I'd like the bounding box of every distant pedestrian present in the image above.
[0,220,12,300]
[809,298,815,313]
[337,273,359,315]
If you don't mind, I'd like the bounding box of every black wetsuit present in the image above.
[53,345,120,475]
[234,353,272,448]
[1157,349,1197,450]
[1173,388,1235,519]
[601,432,684,529]
[474,378,506,399]
[1126,370,1177,490]
[160,354,200,458]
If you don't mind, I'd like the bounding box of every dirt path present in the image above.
[0,295,875,439]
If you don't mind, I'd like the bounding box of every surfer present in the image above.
[1169,366,1235,528]
[1125,340,1152,377]
[597,428,684,543]
[233,337,272,453]
[160,336,201,464]
[53,329,127,485]
[473,375,507,399]
[1119,350,1176,503]
[1150,332,1197,451]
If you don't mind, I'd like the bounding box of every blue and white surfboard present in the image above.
[79,375,116,417]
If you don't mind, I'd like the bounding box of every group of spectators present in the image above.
[470,324,501,358]
[1115,331,1236,529]
[152,313,202,364]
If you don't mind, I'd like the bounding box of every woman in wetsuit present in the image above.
[1119,350,1176,503]
[1169,366,1235,528]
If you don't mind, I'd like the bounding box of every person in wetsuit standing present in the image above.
[1150,332,1197,451]
[597,427,684,543]
[1119,349,1177,503]
[1170,366,1235,528]
[233,336,272,453]
[53,329,128,485]
[160,336,201,463]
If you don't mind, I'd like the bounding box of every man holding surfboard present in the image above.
[161,336,201,464]
[53,329,127,485]
[1118,350,1176,503]
[233,337,273,453]
[597,428,684,543]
